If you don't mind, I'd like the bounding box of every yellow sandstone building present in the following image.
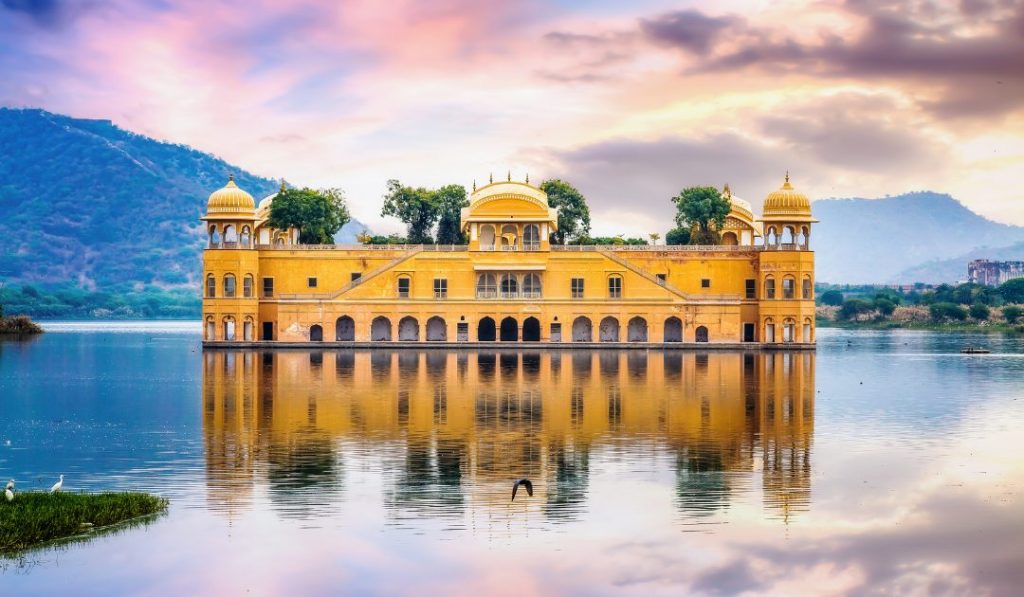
[201,174,816,346]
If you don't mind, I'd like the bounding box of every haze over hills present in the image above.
[812,193,1024,284]
[2,108,1021,294]
[0,108,368,291]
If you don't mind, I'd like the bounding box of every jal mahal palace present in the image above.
[201,174,816,347]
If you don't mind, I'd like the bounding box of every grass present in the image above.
[0,491,168,553]
[0,315,43,335]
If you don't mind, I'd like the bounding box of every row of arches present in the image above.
[301,315,709,343]
[206,274,254,298]
[208,224,253,248]
[764,225,811,249]
[478,223,542,250]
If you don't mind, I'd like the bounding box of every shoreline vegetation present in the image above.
[0,492,168,554]
[816,280,1024,334]
[0,315,43,335]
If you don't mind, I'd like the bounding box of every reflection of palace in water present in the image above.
[203,350,813,523]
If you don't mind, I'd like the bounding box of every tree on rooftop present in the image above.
[540,179,591,245]
[381,180,439,245]
[434,184,469,244]
[267,187,350,245]
[671,186,731,245]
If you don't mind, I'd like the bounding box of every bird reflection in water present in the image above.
[202,349,814,527]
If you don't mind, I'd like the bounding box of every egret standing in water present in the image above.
[50,474,63,494]
[5,480,13,502]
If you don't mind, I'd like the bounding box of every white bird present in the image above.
[5,480,13,502]
[50,474,64,494]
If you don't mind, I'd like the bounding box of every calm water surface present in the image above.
[1,324,1022,595]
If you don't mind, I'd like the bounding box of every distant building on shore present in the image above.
[968,260,1024,286]
[200,174,817,346]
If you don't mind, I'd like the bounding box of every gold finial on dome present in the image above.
[229,173,234,182]
[489,173,493,184]
[507,170,511,182]
[723,183,731,198]
[525,173,529,184]
[206,173,255,217]
[783,171,792,189]
[473,179,477,192]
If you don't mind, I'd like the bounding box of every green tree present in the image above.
[381,180,439,244]
[434,184,469,244]
[540,179,591,245]
[969,303,990,320]
[874,297,897,317]
[999,278,1024,304]
[839,298,872,320]
[1002,305,1023,323]
[929,302,967,322]
[665,227,691,245]
[268,187,350,244]
[819,289,844,306]
[648,232,661,245]
[671,186,730,245]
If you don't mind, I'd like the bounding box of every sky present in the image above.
[2,0,1023,235]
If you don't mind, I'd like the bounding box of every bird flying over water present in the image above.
[511,478,533,502]
[50,474,64,494]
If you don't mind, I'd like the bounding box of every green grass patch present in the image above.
[0,491,168,553]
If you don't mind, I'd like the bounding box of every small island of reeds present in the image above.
[1,492,168,553]
[0,314,43,335]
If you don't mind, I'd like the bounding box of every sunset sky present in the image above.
[2,0,1023,234]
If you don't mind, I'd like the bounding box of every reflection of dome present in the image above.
[207,175,255,215]
[723,184,754,222]
[762,174,812,220]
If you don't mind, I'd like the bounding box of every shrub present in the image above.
[1002,305,1023,324]
[929,302,967,322]
[968,303,990,321]
[874,298,897,317]
[819,289,843,306]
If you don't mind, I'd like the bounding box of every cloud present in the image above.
[640,1,1024,118]
[640,10,742,55]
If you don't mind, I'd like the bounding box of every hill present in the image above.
[812,192,1024,283]
[896,241,1024,284]
[0,108,368,293]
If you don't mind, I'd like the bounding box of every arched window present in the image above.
[764,276,776,299]
[627,317,648,342]
[243,275,254,298]
[695,325,709,343]
[240,226,251,248]
[426,316,446,341]
[608,275,623,299]
[223,274,236,298]
[206,275,216,298]
[803,317,813,343]
[209,226,221,248]
[371,316,392,341]
[782,276,795,299]
[500,224,518,250]
[224,225,238,245]
[476,273,497,298]
[500,273,518,297]
[721,231,738,246]
[783,318,796,343]
[766,227,778,246]
[764,317,776,343]
[572,316,592,342]
[310,324,324,342]
[397,275,411,298]
[523,273,541,298]
[802,276,812,299]
[243,317,254,341]
[336,316,355,341]
[599,317,620,342]
[781,226,794,245]
[479,225,495,250]
[523,224,540,250]
[801,226,811,249]
[223,316,236,341]
[205,316,215,340]
[664,317,682,342]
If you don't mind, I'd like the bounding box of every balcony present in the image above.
[475,290,542,299]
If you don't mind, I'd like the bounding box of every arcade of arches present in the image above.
[202,174,816,346]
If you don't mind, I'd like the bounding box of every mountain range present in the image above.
[0,108,368,292]
[1,107,1022,291]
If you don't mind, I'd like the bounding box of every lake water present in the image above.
[1,324,1022,595]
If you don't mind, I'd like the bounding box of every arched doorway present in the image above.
[572,316,592,342]
[398,316,419,341]
[310,324,324,342]
[599,316,620,342]
[500,317,518,341]
[664,317,682,342]
[695,326,709,343]
[627,317,647,342]
[721,231,738,245]
[522,317,541,341]
[335,316,355,341]
[371,316,392,341]
[223,317,236,341]
[426,316,447,341]
[478,317,496,341]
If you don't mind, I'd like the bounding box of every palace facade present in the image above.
[201,175,816,346]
